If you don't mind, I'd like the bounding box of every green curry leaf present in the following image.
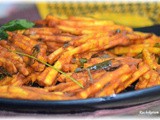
[1,19,35,31]
[0,29,8,40]
[0,19,35,40]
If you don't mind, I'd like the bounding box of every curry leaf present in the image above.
[0,19,35,40]
[1,19,35,31]
[154,43,160,48]
[79,58,87,64]
[158,57,160,64]
[0,29,8,40]
[87,60,112,70]
[0,74,5,80]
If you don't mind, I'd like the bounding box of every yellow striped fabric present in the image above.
[37,2,160,28]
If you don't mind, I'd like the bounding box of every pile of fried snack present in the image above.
[0,15,159,100]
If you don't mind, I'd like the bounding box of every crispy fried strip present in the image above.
[0,73,25,86]
[29,34,74,43]
[146,70,159,88]
[24,27,61,36]
[97,65,136,97]
[40,33,130,86]
[0,45,29,76]
[47,47,65,64]
[0,57,17,75]
[59,19,114,27]
[116,63,150,93]
[0,85,77,100]
[0,15,159,101]
[142,49,157,70]
[76,64,131,99]
[45,79,86,92]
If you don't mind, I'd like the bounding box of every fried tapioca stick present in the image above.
[142,49,158,70]
[143,34,160,43]
[57,73,73,83]
[68,16,96,21]
[0,85,77,100]
[114,57,142,66]
[0,45,29,76]
[135,78,149,90]
[45,78,86,93]
[45,15,61,26]
[69,34,129,55]
[9,33,48,63]
[39,34,130,86]
[126,32,152,41]
[0,77,12,86]
[111,44,160,55]
[69,32,113,47]
[45,15,115,27]
[57,25,132,35]
[38,46,75,86]
[24,27,61,36]
[116,63,150,93]
[31,43,47,72]
[47,47,65,64]
[96,66,136,97]
[0,73,25,86]
[34,19,47,26]
[8,33,48,72]
[29,34,74,43]
[8,33,37,54]
[62,63,78,72]
[0,57,17,75]
[45,41,63,47]
[135,70,153,90]
[69,16,97,21]
[76,64,131,99]
[136,69,160,90]
[59,19,114,27]
[91,34,130,52]
[58,69,107,83]
[146,70,159,88]
[69,34,95,46]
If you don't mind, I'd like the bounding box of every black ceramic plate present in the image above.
[0,86,160,113]
[0,26,160,114]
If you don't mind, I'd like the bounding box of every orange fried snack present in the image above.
[76,64,131,99]
[0,15,159,101]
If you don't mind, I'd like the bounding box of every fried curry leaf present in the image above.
[79,58,87,67]
[158,56,160,64]
[0,67,12,77]
[79,58,87,64]
[0,19,35,40]
[87,60,112,70]
[32,45,40,57]
[154,43,160,48]
[0,74,5,80]
[75,59,112,73]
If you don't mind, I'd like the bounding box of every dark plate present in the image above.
[0,25,159,114]
[0,86,160,113]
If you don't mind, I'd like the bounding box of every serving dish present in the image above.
[0,85,160,113]
[0,26,159,113]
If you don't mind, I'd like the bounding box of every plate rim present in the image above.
[0,85,160,113]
